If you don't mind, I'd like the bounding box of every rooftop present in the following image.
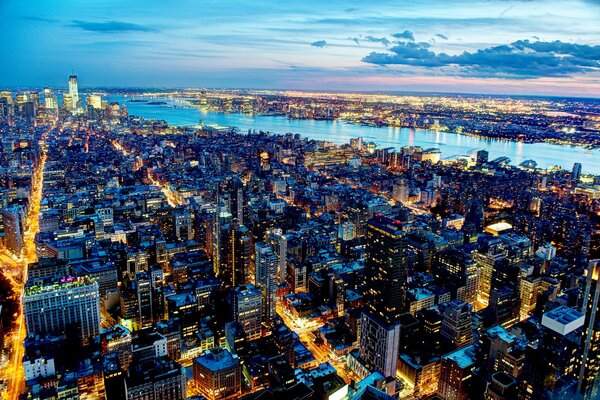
[194,348,239,371]
[443,345,476,369]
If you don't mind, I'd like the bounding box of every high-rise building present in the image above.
[437,345,477,400]
[2,205,25,257]
[213,205,233,285]
[268,228,288,285]
[255,242,278,324]
[484,371,518,399]
[23,276,101,341]
[363,214,408,323]
[577,259,600,396]
[86,94,102,110]
[43,87,58,110]
[124,357,186,400]
[476,150,489,166]
[359,215,407,380]
[193,348,241,400]
[231,284,262,340]
[572,162,582,181]
[69,74,80,110]
[520,306,584,399]
[440,300,473,351]
[231,224,252,286]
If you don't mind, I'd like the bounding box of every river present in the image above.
[105,96,600,174]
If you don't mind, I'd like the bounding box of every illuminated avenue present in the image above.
[0,74,599,400]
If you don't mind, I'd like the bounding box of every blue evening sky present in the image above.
[1,0,599,96]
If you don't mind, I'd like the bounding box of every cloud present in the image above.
[362,39,600,78]
[392,30,415,41]
[70,20,158,33]
[311,40,327,48]
[21,15,59,23]
[364,36,391,47]
[348,37,361,45]
[435,33,448,40]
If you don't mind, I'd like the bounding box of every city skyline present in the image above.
[2,0,600,97]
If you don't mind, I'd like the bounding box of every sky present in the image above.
[1,0,600,97]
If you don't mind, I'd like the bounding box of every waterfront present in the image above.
[108,96,600,174]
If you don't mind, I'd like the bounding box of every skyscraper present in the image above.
[572,162,582,181]
[577,259,600,396]
[440,300,473,351]
[231,284,262,340]
[193,348,242,400]
[68,74,79,110]
[359,215,407,381]
[254,242,278,324]
[23,276,101,341]
[268,228,288,285]
[2,205,25,257]
[43,87,58,110]
[476,150,489,166]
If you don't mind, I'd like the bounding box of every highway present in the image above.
[2,130,48,399]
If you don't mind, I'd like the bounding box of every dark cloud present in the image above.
[311,40,327,48]
[362,39,600,78]
[391,30,415,41]
[364,36,391,46]
[70,20,158,33]
[435,33,448,40]
[21,15,59,23]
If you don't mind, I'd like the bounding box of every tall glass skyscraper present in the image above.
[68,74,79,110]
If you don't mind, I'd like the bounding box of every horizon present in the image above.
[1,0,600,97]
[4,84,600,101]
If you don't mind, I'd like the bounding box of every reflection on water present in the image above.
[110,96,600,174]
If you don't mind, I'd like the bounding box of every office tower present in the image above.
[476,150,489,166]
[43,87,58,110]
[473,240,507,307]
[359,215,406,380]
[255,242,278,324]
[124,357,186,400]
[464,200,485,240]
[440,300,473,351]
[69,74,79,109]
[487,287,519,328]
[273,320,295,368]
[231,224,252,286]
[224,176,244,224]
[0,97,8,121]
[268,228,288,285]
[437,345,477,400]
[478,325,522,379]
[231,285,262,340]
[363,214,408,322]
[193,348,242,400]
[518,275,559,321]
[213,205,233,285]
[520,306,584,399]
[2,205,25,257]
[434,247,479,307]
[23,276,101,341]
[62,93,73,110]
[86,94,102,110]
[135,272,154,329]
[22,101,35,122]
[392,181,410,203]
[338,220,356,241]
[174,208,193,241]
[572,162,582,181]
[577,259,600,396]
[484,371,518,399]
